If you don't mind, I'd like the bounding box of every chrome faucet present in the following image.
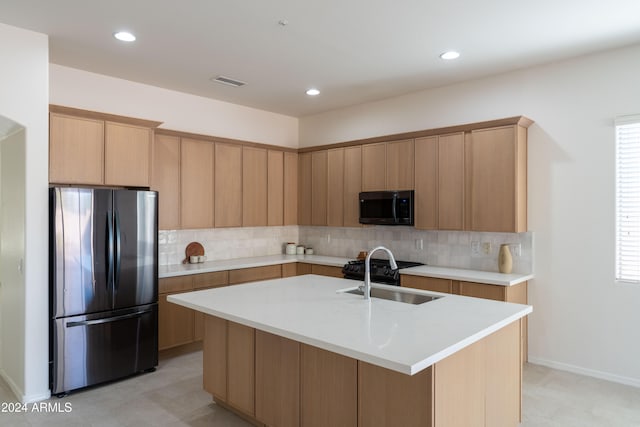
[361,246,398,299]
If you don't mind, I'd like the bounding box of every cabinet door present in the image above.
[284,152,298,225]
[297,263,313,275]
[228,322,255,415]
[311,150,328,226]
[158,293,194,350]
[268,150,284,226]
[152,134,181,229]
[228,265,282,285]
[104,122,152,187]
[458,281,506,301]
[298,152,312,225]
[49,113,104,185]
[193,271,229,341]
[204,315,227,399]
[243,146,268,227]
[215,143,242,227]
[311,264,344,278]
[386,139,414,190]
[401,275,452,293]
[343,146,362,227]
[301,344,357,427]
[467,125,526,232]
[181,138,214,229]
[327,148,344,226]
[414,136,438,229]
[362,143,386,191]
[255,331,300,427]
[438,133,465,230]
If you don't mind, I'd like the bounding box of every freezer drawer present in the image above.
[51,304,158,395]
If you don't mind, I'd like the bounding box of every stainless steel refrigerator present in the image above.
[49,187,158,395]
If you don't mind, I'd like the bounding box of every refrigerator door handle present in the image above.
[106,210,114,290]
[114,210,122,292]
[66,310,149,328]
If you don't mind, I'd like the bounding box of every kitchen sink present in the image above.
[342,287,441,305]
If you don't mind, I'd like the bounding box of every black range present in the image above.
[342,258,424,286]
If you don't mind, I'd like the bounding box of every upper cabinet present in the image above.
[243,146,268,227]
[414,133,464,230]
[343,146,362,227]
[327,148,345,227]
[311,150,328,226]
[267,150,284,226]
[181,138,214,229]
[152,134,181,230]
[49,107,161,187]
[466,125,527,232]
[50,113,104,185]
[215,143,243,228]
[362,139,414,191]
[283,152,298,226]
[104,122,152,187]
[298,152,312,226]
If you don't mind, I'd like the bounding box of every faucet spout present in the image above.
[363,246,398,299]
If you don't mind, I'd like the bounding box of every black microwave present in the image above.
[359,190,414,226]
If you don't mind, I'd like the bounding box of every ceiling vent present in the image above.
[211,75,246,87]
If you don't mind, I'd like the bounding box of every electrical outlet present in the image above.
[511,243,521,257]
[482,242,492,254]
[415,239,424,250]
[471,241,480,255]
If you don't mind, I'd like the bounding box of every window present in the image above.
[615,115,640,283]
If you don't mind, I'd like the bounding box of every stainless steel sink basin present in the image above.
[343,287,441,305]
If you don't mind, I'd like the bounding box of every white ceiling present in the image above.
[2,0,640,117]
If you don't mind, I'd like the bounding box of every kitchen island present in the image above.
[169,274,532,427]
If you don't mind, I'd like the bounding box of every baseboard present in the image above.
[528,357,640,389]
[0,368,51,403]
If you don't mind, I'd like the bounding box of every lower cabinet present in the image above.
[296,263,343,278]
[202,316,521,427]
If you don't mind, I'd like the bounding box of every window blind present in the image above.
[615,115,640,283]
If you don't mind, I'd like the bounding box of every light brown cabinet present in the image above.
[466,125,527,232]
[152,134,181,230]
[228,322,256,415]
[50,111,155,187]
[327,148,345,226]
[215,143,242,227]
[415,132,464,230]
[267,150,284,226]
[180,138,214,229]
[228,265,282,285]
[104,122,152,187]
[284,152,299,225]
[344,146,362,227]
[49,113,104,185]
[311,150,328,226]
[386,139,414,190]
[298,152,312,225]
[243,146,268,227]
[362,142,387,191]
[255,331,300,427]
[158,276,195,351]
[401,275,452,293]
[362,139,414,191]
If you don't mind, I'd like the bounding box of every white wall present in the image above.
[50,64,299,148]
[0,23,49,402]
[300,43,640,386]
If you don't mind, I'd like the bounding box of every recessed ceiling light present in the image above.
[439,51,460,60]
[113,31,136,42]
[306,88,320,96]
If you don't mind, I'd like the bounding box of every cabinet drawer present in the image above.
[229,265,282,285]
[159,276,193,293]
[193,271,229,290]
[401,275,452,293]
[311,264,344,278]
[458,281,506,301]
[297,263,313,275]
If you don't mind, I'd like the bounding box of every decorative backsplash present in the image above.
[159,225,533,274]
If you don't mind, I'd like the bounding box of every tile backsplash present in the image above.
[159,225,533,274]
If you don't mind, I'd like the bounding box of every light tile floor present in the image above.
[2,346,639,426]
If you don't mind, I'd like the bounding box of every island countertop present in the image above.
[168,274,532,375]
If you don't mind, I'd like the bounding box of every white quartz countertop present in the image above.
[158,254,351,278]
[400,265,533,286]
[159,254,532,286]
[168,275,532,375]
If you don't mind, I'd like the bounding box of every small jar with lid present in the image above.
[296,245,305,255]
[285,243,296,255]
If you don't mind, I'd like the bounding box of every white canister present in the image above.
[296,245,305,255]
[305,247,314,255]
[285,243,296,255]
